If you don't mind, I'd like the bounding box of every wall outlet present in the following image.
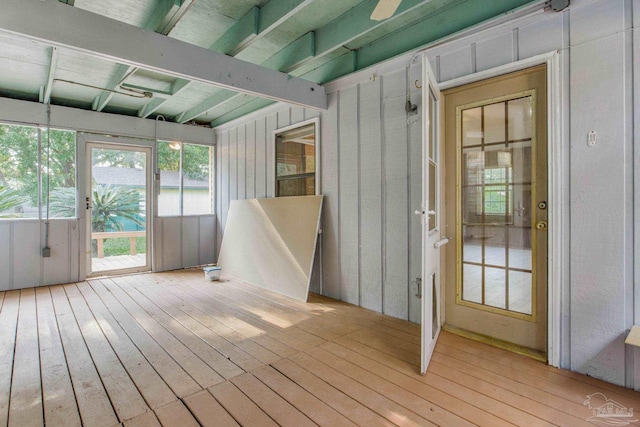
[42,247,51,257]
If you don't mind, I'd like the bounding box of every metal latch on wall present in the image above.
[414,277,422,298]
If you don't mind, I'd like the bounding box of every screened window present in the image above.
[44,128,77,219]
[0,124,76,219]
[275,121,316,197]
[158,141,213,216]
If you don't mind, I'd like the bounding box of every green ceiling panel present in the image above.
[355,0,539,71]
[211,6,259,54]
[210,97,275,127]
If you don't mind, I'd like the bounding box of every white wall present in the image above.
[214,0,640,388]
[0,98,216,289]
[0,220,80,289]
[424,0,639,387]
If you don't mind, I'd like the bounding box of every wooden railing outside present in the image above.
[92,231,145,258]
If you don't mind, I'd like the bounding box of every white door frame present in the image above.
[77,133,155,279]
[428,50,565,367]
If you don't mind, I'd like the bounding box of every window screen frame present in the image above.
[157,141,214,217]
[0,122,77,220]
[273,118,320,197]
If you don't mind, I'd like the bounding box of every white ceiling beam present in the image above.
[176,32,315,124]
[1,0,327,110]
[138,0,316,119]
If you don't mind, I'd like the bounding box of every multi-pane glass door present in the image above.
[458,92,537,318]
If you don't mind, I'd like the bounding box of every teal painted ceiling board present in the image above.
[0,0,542,126]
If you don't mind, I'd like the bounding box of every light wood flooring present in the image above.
[1,269,639,426]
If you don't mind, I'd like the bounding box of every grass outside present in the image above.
[92,237,146,257]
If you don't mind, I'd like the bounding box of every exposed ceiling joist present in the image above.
[200,0,532,125]
[138,78,189,118]
[177,32,316,124]
[211,6,260,56]
[139,0,316,119]
[314,0,434,60]
[356,0,540,70]
[177,0,433,124]
[257,0,316,42]
[209,51,356,127]
[93,0,194,112]
[0,0,327,111]
[40,47,58,104]
[155,0,194,35]
[93,65,137,112]
[210,0,316,58]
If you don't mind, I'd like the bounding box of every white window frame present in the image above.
[273,117,321,197]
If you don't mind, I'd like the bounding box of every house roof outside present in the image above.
[92,166,209,189]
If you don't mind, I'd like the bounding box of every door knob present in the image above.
[536,221,547,230]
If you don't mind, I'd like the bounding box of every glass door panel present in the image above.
[89,145,150,274]
[459,94,534,317]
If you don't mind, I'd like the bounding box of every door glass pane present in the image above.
[459,94,535,316]
[509,270,532,315]
[428,89,438,231]
[429,89,437,159]
[428,161,436,231]
[462,264,482,304]
[508,97,533,141]
[91,147,147,273]
[461,106,482,147]
[483,102,506,144]
[485,267,506,309]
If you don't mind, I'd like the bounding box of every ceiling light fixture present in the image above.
[168,141,182,150]
[53,78,152,99]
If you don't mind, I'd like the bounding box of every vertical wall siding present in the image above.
[568,0,631,387]
[214,0,640,387]
[215,74,424,321]
[421,0,637,387]
[0,219,79,291]
[154,215,216,272]
[359,79,384,313]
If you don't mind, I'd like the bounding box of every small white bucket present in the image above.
[203,266,222,281]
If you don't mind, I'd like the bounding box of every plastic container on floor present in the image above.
[203,266,222,281]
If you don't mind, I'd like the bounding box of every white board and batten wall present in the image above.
[0,98,216,289]
[214,0,640,388]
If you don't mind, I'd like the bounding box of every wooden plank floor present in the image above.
[1,269,639,426]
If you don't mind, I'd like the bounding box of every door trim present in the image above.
[77,133,156,280]
[434,50,565,367]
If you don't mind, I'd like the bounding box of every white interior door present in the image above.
[420,57,443,374]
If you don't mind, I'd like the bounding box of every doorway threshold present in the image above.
[442,324,547,363]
